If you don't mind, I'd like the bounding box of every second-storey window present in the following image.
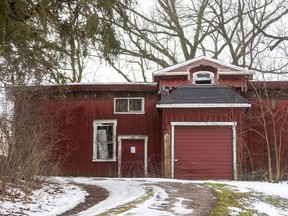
[114,98,144,114]
[193,71,214,84]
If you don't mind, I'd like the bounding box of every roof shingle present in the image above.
[157,85,250,107]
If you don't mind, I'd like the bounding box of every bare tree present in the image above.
[105,0,215,81]
[0,86,73,196]
[108,0,288,81]
[248,79,288,181]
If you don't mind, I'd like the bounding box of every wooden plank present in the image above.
[164,131,171,178]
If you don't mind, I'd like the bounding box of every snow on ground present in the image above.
[172,198,194,215]
[1,177,288,216]
[66,178,150,215]
[0,178,86,216]
[116,185,175,216]
[67,177,187,216]
[226,181,288,216]
[252,202,288,216]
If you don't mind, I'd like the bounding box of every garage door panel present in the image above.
[177,169,231,180]
[174,126,233,180]
[176,137,228,142]
[177,149,231,153]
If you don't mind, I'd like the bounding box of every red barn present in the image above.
[12,56,288,180]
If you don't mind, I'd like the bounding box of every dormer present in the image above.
[153,56,253,92]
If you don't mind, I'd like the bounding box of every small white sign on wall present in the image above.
[131,146,136,153]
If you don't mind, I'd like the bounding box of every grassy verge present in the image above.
[205,183,288,216]
[205,183,255,216]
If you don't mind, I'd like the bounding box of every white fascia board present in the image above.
[171,121,237,126]
[218,71,254,75]
[153,56,247,75]
[202,57,248,71]
[156,103,251,108]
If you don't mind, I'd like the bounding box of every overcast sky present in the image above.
[84,1,157,83]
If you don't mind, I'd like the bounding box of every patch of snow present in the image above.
[224,181,288,199]
[119,185,174,216]
[0,180,86,216]
[172,198,194,215]
[74,178,147,216]
[252,201,288,216]
[229,206,243,215]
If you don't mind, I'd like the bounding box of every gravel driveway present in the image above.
[60,181,215,216]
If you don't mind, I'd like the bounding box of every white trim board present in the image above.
[117,135,148,177]
[153,56,249,75]
[157,103,251,108]
[171,122,237,180]
[218,71,253,75]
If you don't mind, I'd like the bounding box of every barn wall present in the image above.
[39,90,160,177]
[246,97,288,177]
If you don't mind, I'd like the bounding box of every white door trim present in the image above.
[118,135,148,177]
[171,122,237,180]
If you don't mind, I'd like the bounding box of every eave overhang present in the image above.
[217,71,254,76]
[156,103,251,108]
[153,56,250,76]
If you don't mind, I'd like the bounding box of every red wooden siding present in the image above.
[162,108,246,131]
[174,126,233,180]
[159,80,189,88]
[219,79,247,88]
[246,97,288,172]
[154,75,188,83]
[38,90,160,177]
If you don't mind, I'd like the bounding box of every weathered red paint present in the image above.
[246,96,288,172]
[33,85,161,177]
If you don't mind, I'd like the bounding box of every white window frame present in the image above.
[114,97,145,114]
[193,71,214,84]
[93,120,117,162]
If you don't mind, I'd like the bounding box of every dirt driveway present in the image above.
[60,181,215,216]
[152,182,214,215]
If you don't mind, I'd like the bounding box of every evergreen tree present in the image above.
[0,0,131,84]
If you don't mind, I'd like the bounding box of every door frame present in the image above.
[118,135,148,177]
[171,122,237,180]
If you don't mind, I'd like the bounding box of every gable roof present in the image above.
[157,85,251,108]
[153,56,251,77]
